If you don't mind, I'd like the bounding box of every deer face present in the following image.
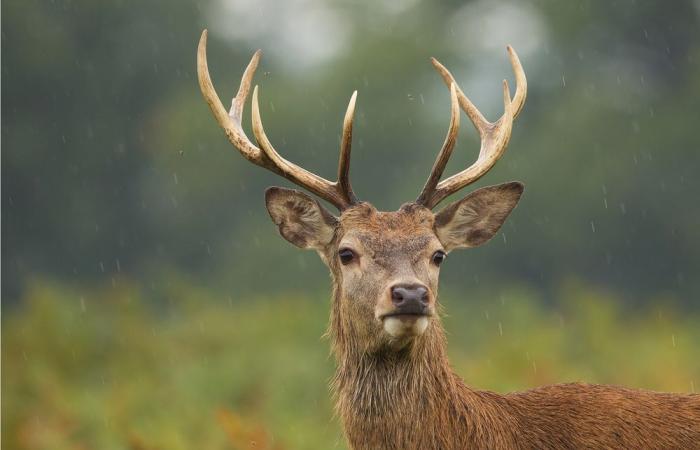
[265,182,523,350]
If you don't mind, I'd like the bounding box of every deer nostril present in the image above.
[416,286,429,305]
[391,284,429,307]
[391,287,405,305]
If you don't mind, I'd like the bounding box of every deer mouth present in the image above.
[380,313,431,338]
[381,312,431,320]
[380,302,432,321]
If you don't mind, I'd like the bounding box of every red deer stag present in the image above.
[197,30,700,449]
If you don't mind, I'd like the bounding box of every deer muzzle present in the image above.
[380,283,433,338]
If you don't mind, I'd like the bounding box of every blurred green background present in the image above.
[2,1,699,449]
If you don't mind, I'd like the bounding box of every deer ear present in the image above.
[434,182,524,251]
[265,187,338,250]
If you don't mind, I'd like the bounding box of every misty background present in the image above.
[3,1,699,449]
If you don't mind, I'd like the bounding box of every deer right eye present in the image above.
[339,248,356,265]
[432,250,447,266]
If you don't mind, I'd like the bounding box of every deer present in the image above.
[196,30,700,450]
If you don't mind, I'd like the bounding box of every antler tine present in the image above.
[198,30,266,166]
[507,45,527,119]
[229,49,260,125]
[430,57,488,136]
[197,29,358,211]
[418,47,526,209]
[416,83,460,205]
[251,86,353,209]
[338,91,359,205]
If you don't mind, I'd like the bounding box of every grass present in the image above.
[3,278,699,449]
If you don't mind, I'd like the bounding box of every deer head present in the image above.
[197,30,526,353]
[196,33,700,450]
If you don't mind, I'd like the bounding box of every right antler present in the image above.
[416,47,527,209]
[197,30,359,210]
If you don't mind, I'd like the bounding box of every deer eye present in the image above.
[338,248,356,265]
[432,250,446,266]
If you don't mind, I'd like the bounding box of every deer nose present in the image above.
[390,284,429,309]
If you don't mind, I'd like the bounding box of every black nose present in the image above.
[390,284,429,312]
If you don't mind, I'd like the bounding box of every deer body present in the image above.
[197,31,700,449]
[326,207,700,450]
[333,298,700,450]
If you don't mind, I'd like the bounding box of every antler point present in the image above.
[198,29,208,48]
[502,80,511,104]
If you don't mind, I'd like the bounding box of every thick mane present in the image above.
[329,286,518,449]
[329,285,700,450]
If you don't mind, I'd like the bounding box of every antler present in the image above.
[197,29,358,210]
[416,46,527,209]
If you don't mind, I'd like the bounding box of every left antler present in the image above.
[197,30,359,210]
[416,46,527,209]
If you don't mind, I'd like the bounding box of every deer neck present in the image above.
[328,291,517,449]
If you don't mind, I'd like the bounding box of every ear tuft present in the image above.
[434,182,524,251]
[265,187,337,249]
[500,181,524,196]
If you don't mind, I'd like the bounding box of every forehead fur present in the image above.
[338,202,436,247]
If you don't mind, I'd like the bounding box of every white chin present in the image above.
[383,316,429,338]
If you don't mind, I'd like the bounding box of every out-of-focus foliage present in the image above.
[3,1,699,448]
[3,278,698,449]
[3,0,700,303]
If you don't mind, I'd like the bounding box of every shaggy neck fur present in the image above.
[328,286,518,450]
[327,285,700,450]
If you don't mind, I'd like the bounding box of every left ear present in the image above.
[265,187,338,250]
[434,182,524,251]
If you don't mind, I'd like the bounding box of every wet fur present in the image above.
[327,205,700,449]
[267,190,700,449]
[330,310,700,449]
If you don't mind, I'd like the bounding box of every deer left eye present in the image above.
[339,248,356,265]
[432,250,446,266]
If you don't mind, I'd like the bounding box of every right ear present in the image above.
[265,187,338,250]
[433,182,524,252]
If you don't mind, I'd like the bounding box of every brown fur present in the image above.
[265,187,700,450]
[331,314,700,449]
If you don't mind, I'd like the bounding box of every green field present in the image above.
[3,278,699,450]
